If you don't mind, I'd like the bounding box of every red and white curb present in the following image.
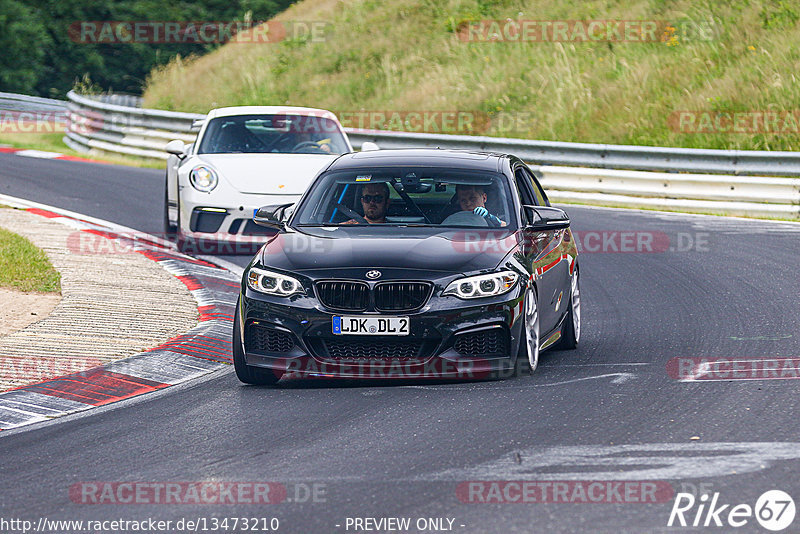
[0,195,241,431]
[0,145,108,164]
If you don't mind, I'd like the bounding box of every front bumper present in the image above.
[238,285,526,379]
[178,190,298,254]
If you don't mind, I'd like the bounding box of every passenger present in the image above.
[344,183,390,224]
[456,184,506,226]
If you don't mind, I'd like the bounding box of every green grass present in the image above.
[0,132,165,169]
[142,0,800,151]
[0,227,61,293]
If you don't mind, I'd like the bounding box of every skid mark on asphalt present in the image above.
[418,442,800,481]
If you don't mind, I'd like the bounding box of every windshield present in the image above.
[292,168,516,229]
[197,114,350,155]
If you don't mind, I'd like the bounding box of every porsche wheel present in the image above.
[163,180,178,239]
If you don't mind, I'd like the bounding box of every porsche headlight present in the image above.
[189,166,218,192]
[247,267,305,297]
[443,270,519,299]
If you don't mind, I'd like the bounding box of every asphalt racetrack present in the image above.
[2,152,800,532]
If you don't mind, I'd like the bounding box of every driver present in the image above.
[289,131,333,153]
[456,184,506,226]
[314,137,333,153]
[343,183,390,224]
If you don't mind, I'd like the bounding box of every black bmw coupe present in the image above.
[233,149,581,384]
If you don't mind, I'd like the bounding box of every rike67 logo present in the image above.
[668,490,795,531]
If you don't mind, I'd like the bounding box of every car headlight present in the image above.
[442,270,519,299]
[247,267,305,297]
[189,166,218,192]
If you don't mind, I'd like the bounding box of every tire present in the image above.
[554,267,581,350]
[163,174,178,239]
[517,287,540,374]
[232,300,282,385]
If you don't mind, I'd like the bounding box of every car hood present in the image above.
[194,153,337,195]
[258,227,520,276]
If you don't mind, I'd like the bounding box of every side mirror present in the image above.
[165,139,187,157]
[360,141,380,152]
[523,206,570,231]
[253,203,294,230]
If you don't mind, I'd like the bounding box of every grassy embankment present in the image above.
[143,0,800,152]
[0,221,60,293]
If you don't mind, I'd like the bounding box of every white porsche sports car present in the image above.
[164,106,375,253]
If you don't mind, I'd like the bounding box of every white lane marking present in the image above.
[420,442,800,481]
[540,372,635,385]
[0,391,89,415]
[553,363,651,367]
[730,334,792,341]
[15,149,64,159]
[0,407,50,428]
[681,357,800,382]
[197,255,245,277]
[399,372,636,390]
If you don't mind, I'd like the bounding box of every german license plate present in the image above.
[332,316,409,336]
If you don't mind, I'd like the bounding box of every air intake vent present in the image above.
[246,323,295,353]
[453,328,508,357]
[323,337,424,360]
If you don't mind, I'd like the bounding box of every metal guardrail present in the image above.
[55,91,800,218]
[537,166,799,218]
[347,130,800,177]
[0,92,67,113]
[64,91,201,159]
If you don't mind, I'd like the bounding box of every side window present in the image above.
[513,168,535,206]
[513,168,535,225]
[517,166,548,206]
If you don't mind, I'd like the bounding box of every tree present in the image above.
[2,0,295,97]
[0,0,51,94]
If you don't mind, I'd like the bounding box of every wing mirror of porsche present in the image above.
[360,141,380,152]
[253,203,295,230]
[523,205,571,231]
[165,139,187,158]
